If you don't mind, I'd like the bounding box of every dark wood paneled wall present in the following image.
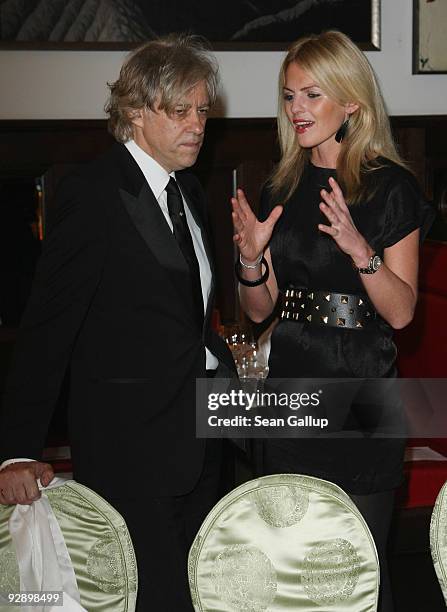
[1,117,446,321]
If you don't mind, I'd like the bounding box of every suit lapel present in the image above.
[115,144,215,334]
[115,145,198,327]
[119,182,189,276]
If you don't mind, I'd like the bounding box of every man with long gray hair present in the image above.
[0,35,234,610]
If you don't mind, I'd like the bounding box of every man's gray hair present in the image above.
[105,34,219,143]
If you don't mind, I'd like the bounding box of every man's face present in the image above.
[131,80,210,172]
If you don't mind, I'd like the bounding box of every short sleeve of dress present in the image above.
[382,171,435,248]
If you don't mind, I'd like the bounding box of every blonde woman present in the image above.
[232,31,433,611]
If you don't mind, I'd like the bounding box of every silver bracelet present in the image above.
[239,253,263,269]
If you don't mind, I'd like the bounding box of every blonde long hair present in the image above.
[270,30,406,204]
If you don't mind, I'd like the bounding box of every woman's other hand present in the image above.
[318,177,373,266]
[231,189,283,263]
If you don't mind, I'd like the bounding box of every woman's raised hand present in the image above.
[231,189,283,263]
[318,177,371,262]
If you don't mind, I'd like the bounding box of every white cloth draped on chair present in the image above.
[0,479,137,612]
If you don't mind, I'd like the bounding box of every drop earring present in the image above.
[335,117,350,143]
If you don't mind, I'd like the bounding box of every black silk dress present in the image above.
[258,159,434,494]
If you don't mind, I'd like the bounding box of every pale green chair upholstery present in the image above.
[189,474,379,611]
[430,479,447,605]
[0,480,137,612]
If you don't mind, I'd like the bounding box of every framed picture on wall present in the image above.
[0,1,380,51]
[413,0,447,73]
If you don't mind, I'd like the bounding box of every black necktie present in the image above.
[165,177,204,327]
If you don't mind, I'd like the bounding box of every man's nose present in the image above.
[187,111,206,133]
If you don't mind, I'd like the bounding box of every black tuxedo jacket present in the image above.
[0,143,235,499]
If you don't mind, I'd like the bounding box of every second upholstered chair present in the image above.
[188,473,379,611]
[430,479,447,606]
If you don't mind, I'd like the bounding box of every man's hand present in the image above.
[0,461,54,505]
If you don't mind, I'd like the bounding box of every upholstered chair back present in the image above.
[0,480,137,612]
[430,479,447,605]
[189,474,379,611]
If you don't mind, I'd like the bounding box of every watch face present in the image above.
[372,255,382,271]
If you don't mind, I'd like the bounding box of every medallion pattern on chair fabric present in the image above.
[213,544,277,610]
[188,474,379,611]
[252,482,309,528]
[302,538,361,605]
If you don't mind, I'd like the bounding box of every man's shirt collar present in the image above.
[125,139,175,199]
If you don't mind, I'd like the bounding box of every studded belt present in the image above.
[280,287,376,329]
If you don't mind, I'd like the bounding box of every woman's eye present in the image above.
[307,92,321,99]
[283,94,293,102]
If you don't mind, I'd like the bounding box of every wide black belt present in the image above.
[280,288,376,329]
